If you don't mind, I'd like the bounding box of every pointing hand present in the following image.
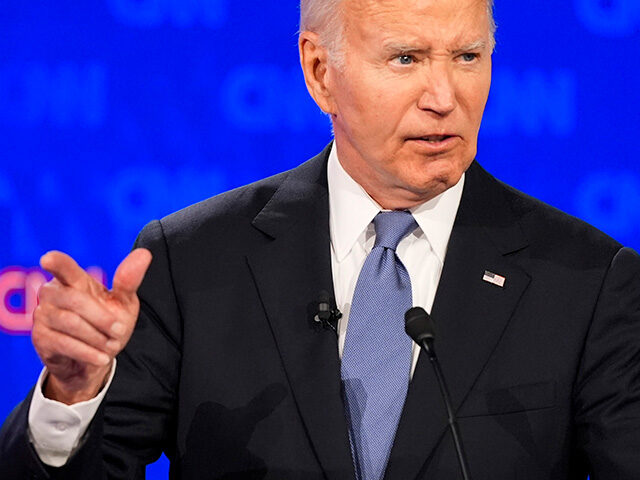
[32,249,152,404]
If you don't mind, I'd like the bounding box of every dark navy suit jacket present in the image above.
[2,144,640,479]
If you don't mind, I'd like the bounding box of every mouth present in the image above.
[413,134,456,143]
[405,134,460,152]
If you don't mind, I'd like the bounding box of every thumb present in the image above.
[112,248,153,299]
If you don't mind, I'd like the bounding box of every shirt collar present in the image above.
[327,142,464,264]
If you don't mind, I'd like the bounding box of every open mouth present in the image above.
[417,135,454,143]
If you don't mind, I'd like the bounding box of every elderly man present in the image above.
[1,0,640,479]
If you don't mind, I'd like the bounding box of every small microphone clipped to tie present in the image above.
[314,291,342,333]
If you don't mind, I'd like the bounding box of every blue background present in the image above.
[1,0,639,477]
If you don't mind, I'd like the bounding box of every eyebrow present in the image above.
[382,39,487,56]
[451,40,487,55]
[382,42,428,55]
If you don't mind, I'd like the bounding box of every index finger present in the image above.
[40,251,89,289]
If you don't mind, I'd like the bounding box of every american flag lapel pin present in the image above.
[483,270,506,288]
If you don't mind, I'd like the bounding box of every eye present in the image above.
[396,54,414,65]
[460,52,479,63]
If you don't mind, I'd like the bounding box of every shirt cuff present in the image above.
[27,360,117,467]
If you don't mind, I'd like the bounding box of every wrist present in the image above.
[43,364,112,405]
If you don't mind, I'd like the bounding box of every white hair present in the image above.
[299,0,497,66]
[299,0,346,65]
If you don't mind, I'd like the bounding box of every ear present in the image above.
[298,31,337,115]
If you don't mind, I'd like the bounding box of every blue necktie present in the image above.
[341,211,418,480]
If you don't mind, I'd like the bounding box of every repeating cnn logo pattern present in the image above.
[0,266,106,335]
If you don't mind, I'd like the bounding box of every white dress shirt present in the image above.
[28,143,464,467]
[328,144,464,375]
[28,360,117,466]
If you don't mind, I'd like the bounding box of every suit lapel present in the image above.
[385,162,532,480]
[247,145,355,480]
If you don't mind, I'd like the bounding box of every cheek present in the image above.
[463,75,491,122]
[339,69,410,117]
[334,79,372,126]
[342,92,398,141]
[453,66,490,105]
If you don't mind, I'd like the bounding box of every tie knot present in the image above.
[373,211,418,251]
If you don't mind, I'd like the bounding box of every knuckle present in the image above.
[31,325,50,352]
[42,307,61,328]
[31,330,42,350]
[53,332,72,351]
[31,319,43,336]
[37,282,53,303]
[66,291,82,312]
[58,310,80,331]
[32,305,44,324]
[104,338,120,354]
[33,304,54,327]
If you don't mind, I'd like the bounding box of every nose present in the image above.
[417,63,457,116]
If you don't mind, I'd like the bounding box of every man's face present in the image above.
[326,0,493,208]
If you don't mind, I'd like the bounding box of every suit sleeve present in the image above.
[0,219,183,479]
[573,247,640,479]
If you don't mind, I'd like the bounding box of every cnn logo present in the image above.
[0,266,106,335]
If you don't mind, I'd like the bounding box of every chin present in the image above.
[412,179,451,199]
[409,157,467,192]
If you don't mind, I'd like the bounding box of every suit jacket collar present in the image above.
[248,143,356,480]
[249,145,531,480]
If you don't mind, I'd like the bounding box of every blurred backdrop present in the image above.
[1,0,639,477]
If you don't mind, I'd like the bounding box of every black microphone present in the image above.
[314,291,342,333]
[405,307,472,480]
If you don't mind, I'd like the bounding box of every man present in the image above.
[1,0,640,478]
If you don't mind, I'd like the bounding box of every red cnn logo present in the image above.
[0,266,106,335]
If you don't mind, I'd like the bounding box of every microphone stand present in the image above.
[420,338,472,480]
[405,307,472,480]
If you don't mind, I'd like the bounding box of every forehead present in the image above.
[343,0,490,45]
